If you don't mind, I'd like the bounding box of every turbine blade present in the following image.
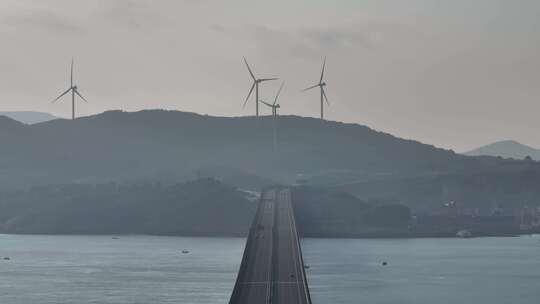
[260,100,273,108]
[71,57,74,87]
[322,88,329,105]
[259,78,278,82]
[52,87,72,103]
[243,82,255,108]
[243,57,256,81]
[303,84,319,92]
[320,56,326,83]
[74,89,88,103]
[274,82,284,105]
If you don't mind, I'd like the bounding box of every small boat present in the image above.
[303,264,310,269]
[382,261,388,266]
[3,257,10,261]
[182,250,190,254]
[111,237,120,240]
[456,229,473,238]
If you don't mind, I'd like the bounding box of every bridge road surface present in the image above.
[229,188,311,304]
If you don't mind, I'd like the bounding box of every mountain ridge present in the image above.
[0,111,58,124]
[465,140,540,160]
[1,109,537,211]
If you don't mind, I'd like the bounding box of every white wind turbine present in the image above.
[260,82,284,152]
[52,58,89,120]
[242,57,278,117]
[303,57,329,120]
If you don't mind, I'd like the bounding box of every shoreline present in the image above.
[1,231,538,239]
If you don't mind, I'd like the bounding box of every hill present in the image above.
[292,186,411,237]
[0,115,25,130]
[1,109,539,214]
[0,179,413,237]
[465,140,540,160]
[0,111,58,124]
[332,167,540,213]
[0,178,257,236]
[0,109,499,187]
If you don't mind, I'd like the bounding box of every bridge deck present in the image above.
[229,188,311,304]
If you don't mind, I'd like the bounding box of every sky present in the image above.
[1,0,539,152]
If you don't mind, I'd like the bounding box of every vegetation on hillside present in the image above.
[292,186,411,237]
[0,178,256,236]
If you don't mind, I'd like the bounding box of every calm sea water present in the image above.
[0,234,539,303]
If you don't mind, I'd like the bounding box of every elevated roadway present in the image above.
[229,188,311,304]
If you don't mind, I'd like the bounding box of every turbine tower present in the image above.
[242,57,278,117]
[260,82,284,152]
[52,58,88,120]
[303,57,329,120]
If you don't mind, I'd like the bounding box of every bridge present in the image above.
[229,188,312,304]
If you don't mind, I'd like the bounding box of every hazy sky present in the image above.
[1,0,539,152]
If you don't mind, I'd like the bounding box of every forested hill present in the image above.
[0,110,536,189]
[0,178,256,236]
[0,179,411,237]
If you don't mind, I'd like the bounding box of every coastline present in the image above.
[1,229,538,239]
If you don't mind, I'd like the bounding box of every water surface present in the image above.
[1,234,539,303]
[303,236,540,304]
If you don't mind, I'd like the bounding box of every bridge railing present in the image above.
[289,190,312,304]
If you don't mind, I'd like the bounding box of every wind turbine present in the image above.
[260,82,284,118]
[260,82,284,152]
[242,57,278,117]
[52,58,88,120]
[303,57,329,120]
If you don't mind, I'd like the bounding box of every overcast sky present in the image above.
[1,0,539,152]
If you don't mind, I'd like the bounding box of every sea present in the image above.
[1,234,539,304]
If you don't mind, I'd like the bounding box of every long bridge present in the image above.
[229,188,312,304]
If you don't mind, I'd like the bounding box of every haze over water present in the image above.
[0,234,539,304]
